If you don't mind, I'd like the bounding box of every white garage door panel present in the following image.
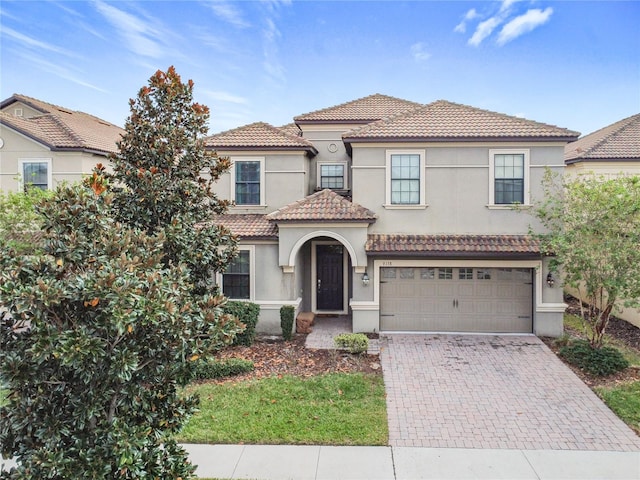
[380,267,532,333]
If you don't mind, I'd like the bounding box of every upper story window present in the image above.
[489,149,530,206]
[318,162,347,190]
[221,247,254,300]
[385,150,426,207]
[19,159,51,191]
[231,157,265,206]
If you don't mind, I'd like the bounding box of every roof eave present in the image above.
[365,250,541,258]
[344,135,580,144]
[270,218,376,224]
[206,145,318,156]
[566,156,640,164]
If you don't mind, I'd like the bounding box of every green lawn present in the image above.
[564,314,640,435]
[596,381,640,434]
[178,372,387,446]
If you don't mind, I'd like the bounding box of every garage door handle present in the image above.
[380,314,395,317]
[453,299,459,308]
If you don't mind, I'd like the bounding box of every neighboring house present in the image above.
[0,94,123,192]
[207,94,580,336]
[564,113,640,328]
[565,113,640,178]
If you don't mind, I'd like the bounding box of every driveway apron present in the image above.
[380,334,640,451]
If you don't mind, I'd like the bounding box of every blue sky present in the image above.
[1,1,638,136]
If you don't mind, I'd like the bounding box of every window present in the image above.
[459,268,473,280]
[232,158,265,206]
[19,159,51,191]
[438,268,453,280]
[222,249,252,299]
[489,149,529,206]
[477,269,491,280]
[385,150,426,207]
[319,163,345,189]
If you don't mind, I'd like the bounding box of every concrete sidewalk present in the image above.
[182,443,640,480]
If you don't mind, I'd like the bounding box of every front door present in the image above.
[316,244,344,311]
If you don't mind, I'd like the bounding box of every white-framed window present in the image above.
[385,150,426,207]
[230,157,265,206]
[317,162,347,190]
[18,158,52,191]
[489,149,530,206]
[220,246,255,300]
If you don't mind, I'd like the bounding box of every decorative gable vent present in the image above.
[14,108,23,117]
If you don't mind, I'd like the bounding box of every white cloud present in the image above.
[410,42,431,62]
[2,26,77,57]
[201,90,249,105]
[468,16,503,47]
[93,1,165,58]
[497,7,553,45]
[262,17,286,82]
[204,0,250,28]
[454,8,478,34]
[17,52,107,92]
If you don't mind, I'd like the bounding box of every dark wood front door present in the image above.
[316,244,344,311]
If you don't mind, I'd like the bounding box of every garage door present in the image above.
[380,267,533,333]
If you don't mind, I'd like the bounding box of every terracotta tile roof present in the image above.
[266,189,376,223]
[279,123,303,137]
[212,214,278,239]
[205,121,317,153]
[366,234,541,256]
[344,100,580,142]
[294,93,422,124]
[565,113,640,163]
[0,94,123,154]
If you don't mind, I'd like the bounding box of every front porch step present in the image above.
[296,311,315,334]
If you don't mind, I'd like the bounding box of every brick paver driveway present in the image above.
[381,334,640,451]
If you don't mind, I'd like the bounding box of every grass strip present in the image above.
[178,372,387,446]
[596,381,640,434]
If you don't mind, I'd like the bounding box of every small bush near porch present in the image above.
[178,373,387,445]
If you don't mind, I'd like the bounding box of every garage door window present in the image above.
[382,268,396,279]
[477,269,492,280]
[459,268,473,280]
[438,268,453,280]
[400,268,415,279]
[420,268,435,279]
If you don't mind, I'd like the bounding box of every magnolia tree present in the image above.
[533,170,640,348]
[109,66,237,294]
[0,68,243,478]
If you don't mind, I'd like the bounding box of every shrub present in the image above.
[223,301,260,346]
[193,358,254,380]
[560,339,629,376]
[334,333,369,354]
[280,305,295,341]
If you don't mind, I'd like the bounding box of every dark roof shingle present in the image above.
[213,214,278,239]
[0,94,124,154]
[294,93,422,124]
[366,234,540,256]
[205,121,317,153]
[266,189,376,223]
[344,100,579,142]
[565,113,640,162]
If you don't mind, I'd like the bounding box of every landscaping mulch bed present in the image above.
[542,296,640,389]
[213,334,382,383]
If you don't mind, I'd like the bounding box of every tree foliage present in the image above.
[0,67,243,478]
[533,171,640,348]
[0,188,52,257]
[108,66,237,294]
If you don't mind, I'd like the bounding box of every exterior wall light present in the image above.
[362,270,370,286]
[546,272,555,288]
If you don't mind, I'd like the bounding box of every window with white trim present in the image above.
[318,163,346,189]
[489,149,529,205]
[231,157,265,206]
[386,150,426,206]
[221,247,254,300]
[19,159,51,191]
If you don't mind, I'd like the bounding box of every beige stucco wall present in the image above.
[565,161,640,179]
[565,285,640,329]
[0,126,108,192]
[350,143,565,235]
[211,151,308,213]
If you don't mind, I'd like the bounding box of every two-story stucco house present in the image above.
[207,94,580,337]
[565,113,640,178]
[0,94,123,192]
